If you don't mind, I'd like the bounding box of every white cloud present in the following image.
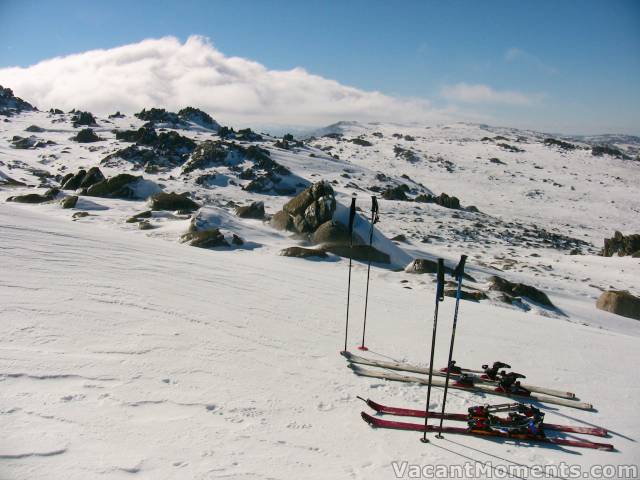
[0,35,459,127]
[441,82,538,106]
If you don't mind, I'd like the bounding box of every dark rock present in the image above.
[489,157,506,165]
[322,244,390,264]
[79,167,105,189]
[279,246,328,258]
[62,169,86,190]
[138,220,154,230]
[405,258,475,281]
[489,276,554,308]
[311,220,356,245]
[544,138,576,150]
[72,111,97,128]
[0,85,35,115]
[73,128,101,143]
[181,228,228,248]
[72,211,90,219]
[183,140,229,173]
[11,135,51,149]
[274,181,336,234]
[444,289,488,301]
[270,210,293,231]
[591,145,630,160]
[126,210,153,223]
[350,138,373,147]
[178,107,220,130]
[235,201,265,219]
[0,172,27,186]
[436,192,460,209]
[60,195,78,209]
[7,193,52,203]
[382,185,410,201]
[596,290,640,320]
[25,125,45,133]
[602,231,640,257]
[86,174,144,199]
[391,234,408,242]
[149,192,200,212]
[108,111,125,119]
[497,143,524,153]
[135,108,184,126]
[231,234,244,246]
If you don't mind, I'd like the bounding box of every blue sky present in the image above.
[0,0,638,134]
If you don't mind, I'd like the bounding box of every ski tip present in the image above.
[339,350,351,358]
[361,411,376,426]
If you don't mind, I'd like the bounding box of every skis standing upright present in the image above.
[436,254,467,438]
[342,197,357,352]
[421,258,445,443]
[359,196,379,351]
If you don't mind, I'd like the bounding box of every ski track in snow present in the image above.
[0,113,639,479]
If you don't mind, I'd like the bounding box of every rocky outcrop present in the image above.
[321,245,390,264]
[72,128,101,143]
[11,135,54,149]
[7,187,60,203]
[106,129,196,170]
[596,290,640,320]
[85,174,155,199]
[0,85,35,115]
[135,108,185,127]
[149,192,200,213]
[489,276,554,309]
[279,247,328,258]
[71,111,97,128]
[591,145,631,160]
[311,220,353,245]
[61,167,105,190]
[181,228,228,248]
[602,231,640,257]
[60,195,78,209]
[178,107,220,130]
[271,181,336,234]
[235,201,265,219]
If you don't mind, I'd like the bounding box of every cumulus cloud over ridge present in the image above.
[0,35,453,127]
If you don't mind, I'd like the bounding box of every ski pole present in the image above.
[342,196,357,352]
[421,258,445,443]
[359,196,379,351]
[436,254,467,439]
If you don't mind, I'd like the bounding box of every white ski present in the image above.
[341,351,576,400]
[347,364,594,411]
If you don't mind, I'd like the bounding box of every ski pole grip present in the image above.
[348,197,356,235]
[436,258,445,301]
[453,255,467,280]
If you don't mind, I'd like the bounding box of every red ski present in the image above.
[362,398,608,437]
[361,412,615,451]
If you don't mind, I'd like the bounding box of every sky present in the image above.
[0,0,638,134]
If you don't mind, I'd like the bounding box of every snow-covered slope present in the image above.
[1,106,639,479]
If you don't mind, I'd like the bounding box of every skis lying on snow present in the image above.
[360,412,614,451]
[341,351,575,400]
[347,364,594,410]
[361,398,608,437]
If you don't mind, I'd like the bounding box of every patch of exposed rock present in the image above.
[602,231,640,257]
[596,290,640,320]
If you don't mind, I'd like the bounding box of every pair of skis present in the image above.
[360,409,614,451]
[342,351,576,400]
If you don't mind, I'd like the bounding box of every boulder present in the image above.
[62,169,86,190]
[322,244,390,264]
[25,125,45,133]
[8,187,60,203]
[312,220,353,245]
[79,167,105,189]
[275,181,336,234]
[382,185,410,201]
[72,111,97,128]
[73,128,101,143]
[126,211,153,223]
[86,174,143,199]
[488,276,554,308]
[60,195,78,209]
[596,290,640,320]
[235,201,265,219]
[444,289,488,301]
[181,228,228,248]
[405,258,475,281]
[279,247,328,259]
[149,192,200,213]
[602,231,640,257]
[138,220,154,230]
[270,210,293,231]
